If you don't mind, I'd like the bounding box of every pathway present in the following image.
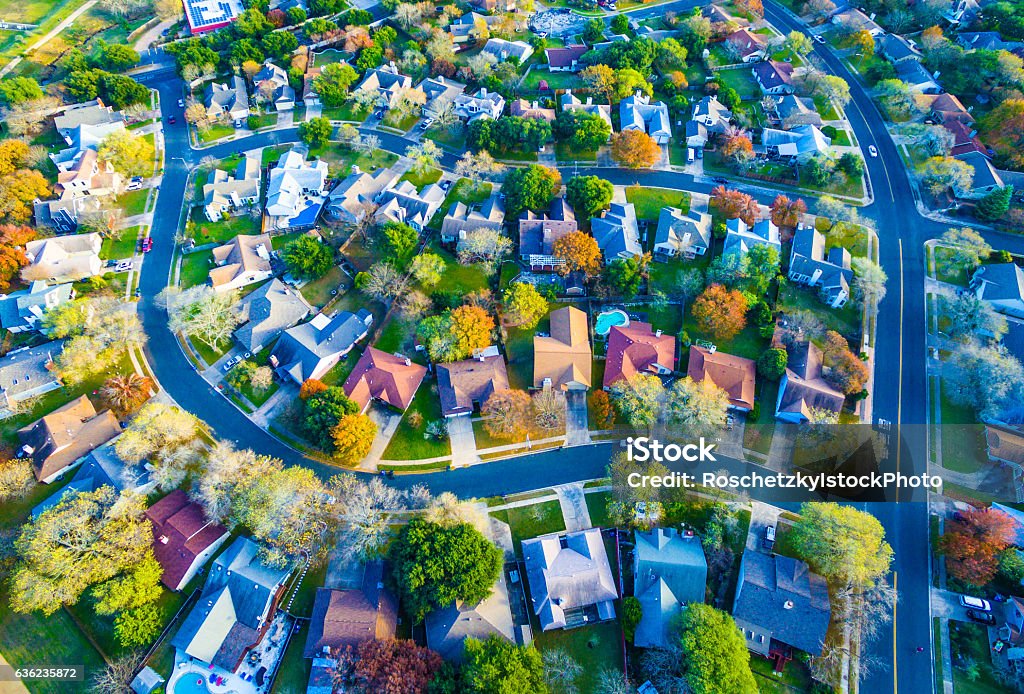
[357,407,402,471]
[0,0,98,78]
[133,18,175,52]
[766,421,796,470]
[554,483,591,532]
[744,500,782,553]
[564,390,590,446]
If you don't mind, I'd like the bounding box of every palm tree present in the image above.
[100,373,153,414]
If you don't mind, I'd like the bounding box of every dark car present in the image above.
[966,609,997,625]
[713,177,729,184]
[168,115,176,124]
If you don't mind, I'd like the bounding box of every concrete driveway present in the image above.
[565,389,590,446]
[448,416,478,467]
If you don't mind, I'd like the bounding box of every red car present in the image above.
[141,237,153,253]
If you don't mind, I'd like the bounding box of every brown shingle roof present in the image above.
[686,346,756,410]
[19,395,121,481]
[777,341,846,418]
[303,562,398,657]
[604,322,676,388]
[146,489,228,590]
[437,353,509,417]
[343,347,427,411]
[534,307,591,389]
[545,45,588,69]
[209,234,273,288]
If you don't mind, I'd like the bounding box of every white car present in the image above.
[115,261,132,272]
[868,145,878,158]
[813,35,826,44]
[959,595,992,612]
[125,181,142,191]
[177,98,184,108]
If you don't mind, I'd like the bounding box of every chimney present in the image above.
[404,358,411,366]
[655,330,662,337]
[480,87,488,96]
[532,101,539,109]
[159,535,169,544]
[586,97,593,106]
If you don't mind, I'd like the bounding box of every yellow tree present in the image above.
[553,230,602,278]
[610,130,661,169]
[482,389,532,440]
[581,64,616,103]
[450,304,495,357]
[331,414,378,464]
[692,284,748,341]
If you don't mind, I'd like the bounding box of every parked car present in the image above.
[125,179,142,192]
[960,595,992,612]
[813,35,826,44]
[115,261,132,272]
[177,98,184,108]
[141,237,153,253]
[713,177,729,184]
[168,115,176,124]
[966,609,997,625]
[763,525,776,550]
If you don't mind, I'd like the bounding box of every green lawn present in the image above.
[554,141,598,163]
[778,284,861,341]
[101,227,140,259]
[530,603,622,693]
[286,560,328,619]
[248,112,278,129]
[424,126,467,150]
[189,208,261,244]
[489,499,566,556]
[520,69,580,91]
[179,249,213,289]
[382,110,420,131]
[374,316,416,355]
[299,266,346,308]
[826,221,870,258]
[306,143,398,178]
[381,383,451,460]
[625,185,691,219]
[749,652,814,692]
[117,188,149,217]
[271,620,312,694]
[938,390,988,474]
[192,336,232,367]
[198,122,235,143]
[428,178,493,229]
[950,622,1005,694]
[713,67,759,99]
[934,247,970,286]
[420,240,491,294]
[585,490,614,529]
[400,166,443,188]
[237,378,279,407]
[743,378,779,456]
[271,231,305,251]
[647,255,710,295]
[323,101,371,122]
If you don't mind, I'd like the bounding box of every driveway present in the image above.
[564,389,590,446]
[448,416,478,467]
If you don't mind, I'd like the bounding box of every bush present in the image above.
[623,596,642,643]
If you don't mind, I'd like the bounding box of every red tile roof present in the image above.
[603,322,676,388]
[343,347,427,411]
[686,346,756,410]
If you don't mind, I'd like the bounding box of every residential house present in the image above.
[944,0,980,25]
[448,11,502,44]
[993,501,1024,547]
[302,66,321,108]
[455,88,506,122]
[54,149,122,201]
[523,528,617,630]
[419,76,466,118]
[203,154,261,221]
[437,348,509,417]
[687,346,756,411]
[1002,596,1024,647]
[510,98,556,122]
[170,537,290,671]
[146,489,230,591]
[470,0,515,11]
[234,278,311,353]
[923,93,973,125]
[375,180,446,231]
[325,166,400,224]
[956,151,1004,199]
[620,92,672,144]
[761,124,831,162]
[426,572,517,660]
[265,147,329,229]
[691,95,732,132]
[775,340,846,423]
[753,61,796,95]
[560,90,613,135]
[723,218,781,256]
[518,197,578,271]
[441,194,505,245]
[0,281,75,334]
[22,233,103,283]
[971,263,1024,318]
[592,202,642,262]
[685,121,710,149]
[33,196,103,234]
[957,31,1023,52]
[546,45,588,72]
[533,306,591,390]
[896,60,941,94]
[253,61,295,111]
[357,62,415,109]
[770,95,823,129]
[943,118,987,157]
[653,207,711,260]
[877,34,920,64]
[633,528,707,649]
[830,8,884,36]
[342,346,427,412]
[18,394,120,484]
[724,28,768,62]
[788,226,854,308]
[482,38,533,63]
[208,234,274,292]
[183,0,243,33]
[51,101,125,172]
[0,341,64,413]
[271,309,374,385]
[31,441,156,518]
[603,322,676,389]
[303,561,398,659]
[205,76,250,122]
[732,551,831,660]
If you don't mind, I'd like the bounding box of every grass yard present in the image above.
[189,208,261,244]
[428,178,492,228]
[179,249,213,289]
[263,144,293,166]
[237,378,279,408]
[299,266,346,308]
[625,185,691,220]
[949,621,1005,694]
[381,383,451,460]
[286,560,328,619]
[490,499,566,555]
[585,490,614,529]
[750,653,814,693]
[933,247,970,286]
[938,389,988,474]
[421,240,491,294]
[400,166,443,188]
[307,143,398,178]
[554,141,598,163]
[198,122,236,143]
[323,101,370,122]
[530,610,622,692]
[682,311,767,361]
[270,621,312,694]
[743,378,779,456]
[248,112,278,129]
[192,336,232,367]
[382,110,420,131]
[521,69,580,91]
[424,125,466,150]
[826,222,870,258]
[271,231,305,251]
[117,188,149,217]
[374,316,416,356]
[713,67,759,100]
[647,255,710,295]
[778,284,862,341]
[101,227,140,259]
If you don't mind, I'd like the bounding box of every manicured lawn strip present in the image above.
[306,144,398,178]
[248,113,278,129]
[382,383,451,460]
[101,227,140,259]
[189,208,261,244]
[625,186,691,220]
[299,266,346,308]
[585,490,614,528]
[286,560,327,619]
[323,101,370,122]
[118,188,149,217]
[554,141,598,163]
[271,231,305,251]
[472,417,528,450]
[933,618,944,683]
[378,459,451,472]
[198,122,236,143]
[749,652,814,692]
[520,69,580,91]
[270,620,312,694]
[179,249,213,289]
[938,390,988,474]
[399,166,443,188]
[237,379,279,407]
[383,111,420,131]
[529,605,622,692]
[489,499,566,556]
[320,348,362,388]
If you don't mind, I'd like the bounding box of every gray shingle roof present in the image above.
[591,202,642,261]
[633,528,708,648]
[271,309,373,384]
[234,279,311,352]
[0,281,74,332]
[425,572,515,661]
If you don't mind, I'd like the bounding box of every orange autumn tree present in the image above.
[710,186,759,226]
[821,330,869,395]
[940,507,1016,587]
[692,284,748,341]
[0,225,35,290]
[553,230,603,278]
[610,130,661,169]
[770,195,807,228]
[482,389,532,440]
[450,304,495,357]
[299,378,329,400]
[722,134,753,167]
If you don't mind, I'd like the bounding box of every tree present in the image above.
[554,110,611,151]
[454,150,506,184]
[389,518,502,621]
[851,257,888,306]
[482,389,532,440]
[657,37,689,72]
[0,225,34,288]
[359,262,409,302]
[114,602,163,648]
[980,99,1024,169]
[298,116,333,147]
[850,28,875,57]
[800,70,851,106]
[789,502,893,587]
[875,79,918,120]
[0,458,33,503]
[692,284,748,341]
[566,175,614,218]
[282,235,333,279]
[735,0,763,18]
[502,282,547,328]
[940,507,1016,587]
[710,186,758,225]
[622,596,643,643]
[409,253,446,287]
[543,649,583,694]
[0,170,51,225]
[590,389,615,429]
[945,342,1024,413]
[937,291,1008,341]
[553,231,603,279]
[457,228,512,268]
[92,41,140,71]
[0,77,42,105]
[745,244,780,294]
[90,652,146,694]
[722,132,754,170]
[350,639,443,694]
[416,306,494,363]
[666,376,729,437]
[770,195,807,228]
[263,30,298,60]
[921,155,973,195]
[329,474,406,559]
[821,331,868,395]
[380,221,419,261]
[757,348,788,381]
[463,636,548,693]
[937,227,992,277]
[785,30,813,57]
[304,387,359,449]
[331,414,377,464]
[44,297,142,383]
[610,130,661,169]
[100,373,153,414]
[610,373,665,431]
[605,255,646,296]
[98,130,154,178]
[92,554,163,615]
[976,184,1013,221]
[406,140,442,176]
[114,404,202,490]
[533,388,566,432]
[595,668,633,694]
[676,604,757,694]
[164,286,241,353]
[501,164,561,216]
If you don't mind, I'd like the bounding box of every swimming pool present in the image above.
[172,674,211,694]
[594,309,629,336]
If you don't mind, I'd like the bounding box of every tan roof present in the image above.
[987,423,1024,466]
[534,307,591,389]
[686,346,756,410]
[343,347,427,411]
[209,234,273,288]
[19,395,121,481]
[604,322,676,388]
[437,353,509,416]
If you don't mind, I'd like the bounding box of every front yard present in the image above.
[400,166,443,188]
[938,390,988,474]
[777,284,862,341]
[179,249,213,289]
[381,383,451,461]
[101,227,140,260]
[949,621,1006,694]
[118,188,149,217]
[188,208,261,244]
[625,185,691,220]
[489,499,567,555]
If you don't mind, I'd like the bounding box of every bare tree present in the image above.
[162,286,242,351]
[359,262,409,302]
[543,649,583,694]
[533,388,566,432]
[423,491,490,534]
[331,474,406,558]
[90,651,146,693]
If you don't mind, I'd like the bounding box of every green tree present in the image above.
[262,30,299,60]
[502,282,548,329]
[463,635,549,693]
[501,164,561,217]
[92,554,163,615]
[610,373,665,431]
[298,116,333,148]
[788,502,893,587]
[623,596,643,643]
[744,244,780,294]
[416,305,494,363]
[976,185,1014,221]
[757,348,788,381]
[566,175,614,218]
[234,7,272,36]
[666,376,730,438]
[380,221,419,261]
[582,18,605,43]
[604,255,645,296]
[282,235,333,279]
[409,253,446,286]
[389,518,503,621]
[312,62,359,107]
[114,603,163,648]
[0,77,42,105]
[304,387,360,449]
[937,227,992,277]
[676,604,757,694]
[91,42,140,71]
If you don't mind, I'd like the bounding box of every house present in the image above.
[53,100,122,137]
[877,34,920,64]
[956,151,1004,199]
[943,118,987,158]
[234,278,311,353]
[426,572,517,660]
[944,0,980,25]
[970,263,1024,319]
[896,60,941,94]
[170,537,290,671]
[788,226,853,308]
[992,502,1024,547]
[482,38,533,63]
[518,197,578,271]
[830,8,884,36]
[0,281,75,334]
[691,95,732,132]
[471,0,515,11]
[375,180,447,231]
[54,149,122,200]
[592,202,642,262]
[34,195,103,234]
[620,92,672,144]
[302,66,322,108]
[546,45,588,72]
[51,115,125,173]
[183,0,243,33]
[633,528,708,649]
[775,340,846,423]
[753,61,796,95]
[0,341,64,413]
[326,166,401,224]
[22,233,103,283]
[923,93,973,125]
[724,28,768,62]
[130,667,165,694]
[603,322,676,389]
[560,90,613,134]
[687,346,756,411]
[265,147,329,228]
[654,207,711,260]
[448,11,502,44]
[957,31,1023,52]
[437,348,509,417]
[685,121,709,149]
[455,88,506,122]
[761,124,831,161]
[271,309,374,385]
[146,489,230,591]
[441,194,505,245]
[208,234,274,292]
[303,561,398,658]
[723,218,781,256]
[342,347,427,412]
[510,98,556,122]
[205,75,250,122]
[419,76,466,118]
[203,154,261,221]
[357,62,416,109]
[534,306,591,390]
[523,528,617,630]
[985,407,1024,482]
[1003,597,1024,647]
[18,395,121,484]
[732,551,831,659]
[771,95,822,129]
[253,61,295,111]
